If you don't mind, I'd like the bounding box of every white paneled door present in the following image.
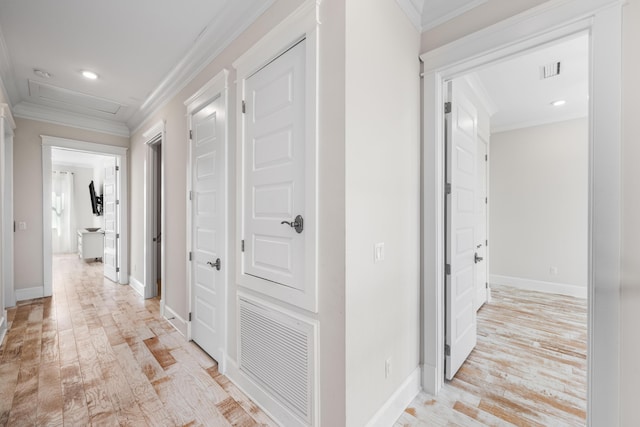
[190,94,225,362]
[475,138,488,311]
[243,40,306,290]
[445,81,478,380]
[103,165,118,282]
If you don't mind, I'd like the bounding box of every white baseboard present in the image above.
[226,356,305,426]
[490,274,587,298]
[15,286,44,301]
[366,367,422,427]
[163,304,188,337]
[129,275,145,297]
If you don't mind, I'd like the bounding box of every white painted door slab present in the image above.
[445,81,478,380]
[475,138,488,311]
[190,95,225,362]
[103,165,118,282]
[243,40,306,290]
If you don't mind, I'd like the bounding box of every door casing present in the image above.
[421,1,623,424]
[42,136,128,296]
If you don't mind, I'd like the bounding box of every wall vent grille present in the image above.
[239,296,314,424]
[540,61,561,79]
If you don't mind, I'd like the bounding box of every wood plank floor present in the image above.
[396,286,587,427]
[0,254,277,427]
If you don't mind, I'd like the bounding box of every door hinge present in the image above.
[116,200,120,205]
[485,197,488,204]
[189,191,193,201]
[445,264,451,275]
[242,100,246,114]
[445,183,452,195]
[188,312,192,322]
[486,239,488,247]
[189,252,193,261]
[445,344,451,356]
[485,154,488,161]
[116,233,120,239]
[115,165,120,171]
[116,267,120,273]
[189,130,193,140]
[241,239,245,252]
[486,282,489,289]
[444,102,452,114]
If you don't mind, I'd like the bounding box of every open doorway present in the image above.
[437,34,589,424]
[142,121,165,301]
[42,136,129,297]
[418,2,623,424]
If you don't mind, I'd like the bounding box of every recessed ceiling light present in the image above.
[82,70,98,80]
[551,100,566,107]
[33,69,52,79]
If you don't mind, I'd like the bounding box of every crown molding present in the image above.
[14,102,130,137]
[491,112,588,134]
[0,24,19,107]
[395,0,423,32]
[421,0,488,32]
[128,0,274,134]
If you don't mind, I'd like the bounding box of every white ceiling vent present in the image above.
[540,61,561,79]
[28,80,126,115]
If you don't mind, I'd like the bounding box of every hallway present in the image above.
[0,255,276,426]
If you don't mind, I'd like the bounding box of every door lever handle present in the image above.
[474,252,483,264]
[207,258,221,271]
[280,214,304,234]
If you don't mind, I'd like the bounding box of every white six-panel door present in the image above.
[103,165,118,282]
[190,95,225,362]
[445,81,478,380]
[475,138,488,311]
[243,40,306,291]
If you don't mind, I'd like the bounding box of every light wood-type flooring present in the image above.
[0,254,277,426]
[396,286,587,427]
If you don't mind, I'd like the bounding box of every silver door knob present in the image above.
[207,258,221,271]
[280,214,304,234]
[474,253,483,264]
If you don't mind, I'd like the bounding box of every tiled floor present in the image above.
[0,254,277,426]
[396,286,587,426]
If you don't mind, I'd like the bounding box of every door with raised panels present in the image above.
[190,94,225,362]
[103,165,118,282]
[243,39,306,291]
[445,81,478,380]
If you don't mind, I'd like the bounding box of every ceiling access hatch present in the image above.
[28,80,126,115]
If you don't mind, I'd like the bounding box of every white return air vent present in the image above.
[239,296,316,425]
[540,61,561,79]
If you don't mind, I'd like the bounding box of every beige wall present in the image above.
[129,0,348,424]
[13,117,128,290]
[620,0,640,425]
[420,0,550,52]
[490,119,588,289]
[345,0,420,424]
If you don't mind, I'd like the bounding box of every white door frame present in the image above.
[185,69,229,373]
[142,121,166,300]
[421,1,622,425]
[0,104,15,343]
[42,136,129,295]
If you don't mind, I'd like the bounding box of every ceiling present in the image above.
[0,1,587,138]
[472,34,589,133]
[0,0,273,136]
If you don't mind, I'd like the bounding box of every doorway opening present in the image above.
[440,34,589,424]
[420,2,622,424]
[143,121,165,301]
[42,136,129,297]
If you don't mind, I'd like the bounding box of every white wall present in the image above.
[345,0,420,425]
[621,0,640,424]
[12,117,128,290]
[489,119,588,291]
